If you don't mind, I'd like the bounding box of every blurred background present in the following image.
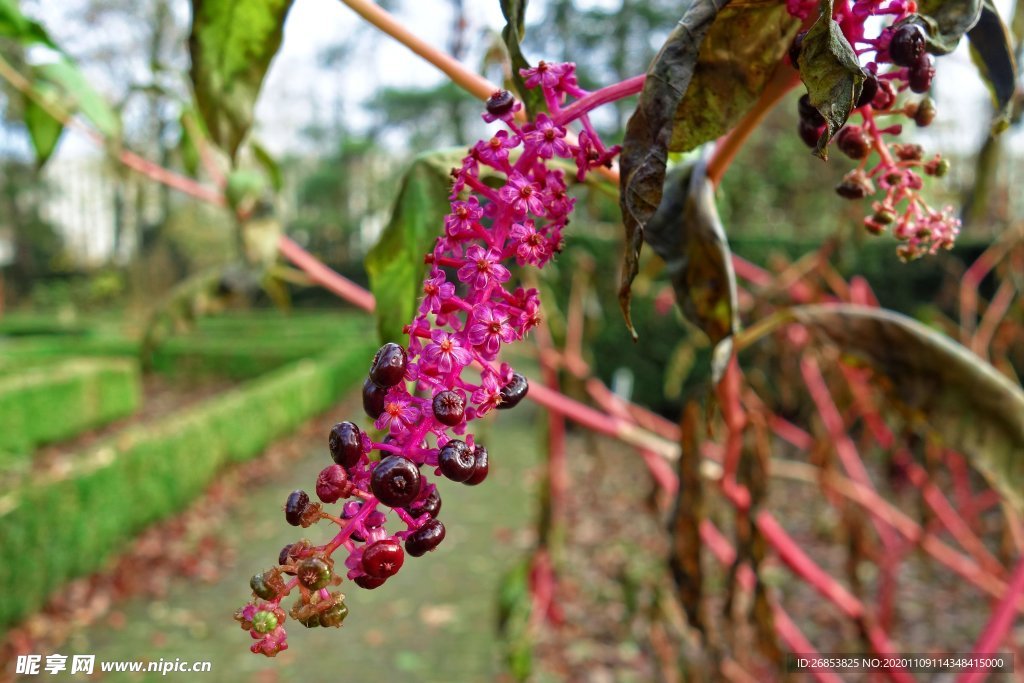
[1,0,1023,681]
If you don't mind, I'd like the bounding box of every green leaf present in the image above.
[365,150,464,344]
[617,0,730,338]
[791,304,1024,513]
[23,87,63,166]
[644,151,738,347]
[34,59,120,140]
[966,0,1017,132]
[0,0,55,46]
[189,0,296,159]
[669,0,801,154]
[912,0,984,53]
[251,140,283,191]
[796,0,865,159]
[500,0,544,116]
[178,108,204,177]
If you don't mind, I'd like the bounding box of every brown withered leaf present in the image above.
[618,0,731,338]
[670,0,801,154]
[791,303,1024,512]
[644,152,738,347]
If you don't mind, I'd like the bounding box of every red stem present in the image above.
[958,555,1024,683]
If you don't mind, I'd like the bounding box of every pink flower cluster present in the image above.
[791,0,960,259]
[237,61,621,656]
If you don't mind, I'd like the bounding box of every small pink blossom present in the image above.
[500,172,546,217]
[524,114,571,159]
[423,329,473,374]
[445,197,483,237]
[420,270,455,314]
[375,390,421,434]
[471,373,504,416]
[510,220,548,266]
[475,130,519,167]
[457,245,511,290]
[468,305,517,356]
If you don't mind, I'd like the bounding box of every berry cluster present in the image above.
[236,61,620,657]
[789,0,959,260]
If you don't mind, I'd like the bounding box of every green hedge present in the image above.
[0,359,141,460]
[149,312,365,379]
[0,342,374,632]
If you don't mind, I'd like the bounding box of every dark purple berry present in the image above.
[370,343,407,387]
[438,440,475,483]
[797,94,825,127]
[497,373,528,409]
[405,487,442,519]
[836,126,871,160]
[432,390,466,426]
[370,455,422,507]
[465,445,489,486]
[285,490,310,526]
[354,575,386,589]
[788,30,807,68]
[405,519,447,557]
[278,544,293,566]
[329,421,364,468]
[316,464,353,503]
[856,73,878,108]
[486,89,516,117]
[362,379,387,419]
[297,557,332,590]
[798,119,821,148]
[889,23,926,67]
[908,54,934,94]
[362,539,405,578]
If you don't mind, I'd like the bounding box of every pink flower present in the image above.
[445,197,483,237]
[375,390,421,434]
[521,61,570,90]
[471,373,503,416]
[499,172,546,217]
[468,305,517,356]
[475,130,519,167]
[457,245,511,290]
[524,114,571,159]
[510,220,548,266]
[420,270,455,314]
[423,329,473,374]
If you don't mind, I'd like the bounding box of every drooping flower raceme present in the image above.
[236,62,623,656]
[789,0,960,260]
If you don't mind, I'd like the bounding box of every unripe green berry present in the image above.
[297,557,332,590]
[252,610,278,634]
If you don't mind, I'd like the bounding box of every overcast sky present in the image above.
[10,0,1022,161]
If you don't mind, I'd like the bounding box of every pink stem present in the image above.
[958,555,1024,683]
[553,75,646,127]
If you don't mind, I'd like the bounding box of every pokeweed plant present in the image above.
[2,0,1022,676]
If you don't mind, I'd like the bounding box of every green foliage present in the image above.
[0,0,121,165]
[797,0,865,158]
[0,344,374,633]
[618,0,728,338]
[189,0,295,159]
[366,150,466,344]
[670,0,800,154]
[500,0,543,116]
[0,359,141,461]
